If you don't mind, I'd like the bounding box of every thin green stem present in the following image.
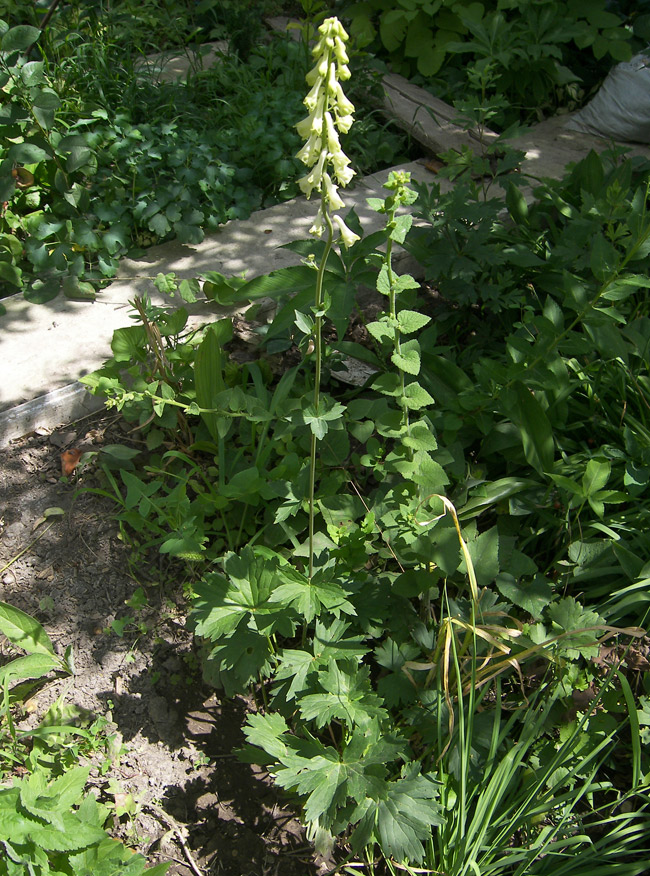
[308,196,334,581]
[385,215,412,454]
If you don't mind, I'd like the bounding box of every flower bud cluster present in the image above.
[295,17,359,247]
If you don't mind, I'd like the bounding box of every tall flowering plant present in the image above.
[296,17,358,580]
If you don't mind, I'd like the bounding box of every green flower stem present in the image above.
[308,195,334,582]
[385,225,412,454]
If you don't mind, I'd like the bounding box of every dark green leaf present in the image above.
[1,25,41,52]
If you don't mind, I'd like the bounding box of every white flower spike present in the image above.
[295,16,357,247]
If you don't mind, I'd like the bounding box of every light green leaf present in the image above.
[397,310,430,335]
[366,320,394,343]
[0,652,61,687]
[0,601,55,655]
[392,343,421,375]
[402,421,437,451]
[496,574,552,619]
[403,382,434,410]
[582,458,611,496]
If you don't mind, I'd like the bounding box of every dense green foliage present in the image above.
[0,2,408,302]
[3,3,650,872]
[83,150,650,869]
[342,0,650,125]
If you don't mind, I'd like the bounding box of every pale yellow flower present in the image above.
[310,205,325,237]
[298,149,328,199]
[333,215,360,248]
[322,172,345,210]
[294,16,356,244]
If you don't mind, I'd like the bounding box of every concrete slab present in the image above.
[0,161,436,445]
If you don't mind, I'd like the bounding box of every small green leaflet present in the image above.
[301,398,346,439]
[392,340,421,375]
[397,310,430,335]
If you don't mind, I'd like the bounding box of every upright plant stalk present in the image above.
[308,198,335,578]
[294,16,359,580]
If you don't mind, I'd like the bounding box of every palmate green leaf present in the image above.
[247,728,352,825]
[272,565,355,624]
[375,638,420,707]
[298,659,388,729]
[257,720,399,827]
[548,596,603,659]
[272,648,317,703]
[204,624,272,696]
[273,619,368,703]
[351,765,443,863]
[190,547,293,640]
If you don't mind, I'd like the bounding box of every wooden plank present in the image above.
[380,73,498,155]
[380,74,650,179]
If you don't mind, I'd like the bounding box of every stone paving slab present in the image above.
[0,161,435,445]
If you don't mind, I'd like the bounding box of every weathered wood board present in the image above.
[380,72,650,183]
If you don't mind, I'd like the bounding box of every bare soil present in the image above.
[0,412,322,876]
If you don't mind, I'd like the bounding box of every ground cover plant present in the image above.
[73,14,650,874]
[0,600,169,876]
[0,0,409,303]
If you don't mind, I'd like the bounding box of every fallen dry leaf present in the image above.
[60,448,83,476]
